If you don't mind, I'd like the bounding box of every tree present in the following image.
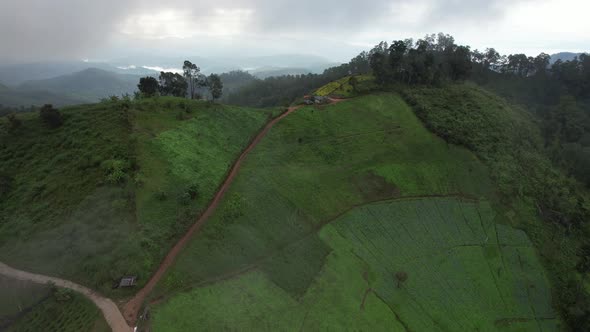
[207,74,223,101]
[448,46,472,80]
[137,76,159,97]
[159,72,188,97]
[389,40,408,81]
[349,51,370,75]
[349,76,359,92]
[183,60,203,99]
[483,48,500,70]
[395,271,408,288]
[533,53,551,76]
[6,113,21,131]
[39,104,63,128]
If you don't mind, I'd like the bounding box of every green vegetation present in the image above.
[151,93,559,330]
[152,198,559,331]
[313,75,376,98]
[399,83,590,330]
[0,96,276,294]
[153,93,494,295]
[7,288,108,332]
[0,276,51,327]
[132,97,279,273]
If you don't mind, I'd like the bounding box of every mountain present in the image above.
[550,52,587,63]
[17,68,140,102]
[0,83,85,108]
[111,53,337,73]
[248,67,314,79]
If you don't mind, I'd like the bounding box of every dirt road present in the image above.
[0,98,345,331]
[122,104,303,325]
[123,99,345,325]
[0,262,132,332]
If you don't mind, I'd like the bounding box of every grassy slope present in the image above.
[0,97,276,296]
[400,83,590,326]
[6,290,109,332]
[0,276,50,326]
[153,198,558,331]
[151,93,558,330]
[153,93,493,293]
[132,98,280,272]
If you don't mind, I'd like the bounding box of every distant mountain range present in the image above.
[18,68,139,101]
[550,52,587,63]
[0,54,338,86]
[5,52,586,109]
[0,82,86,108]
[0,54,339,108]
[0,68,138,107]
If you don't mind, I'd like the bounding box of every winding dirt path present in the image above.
[124,99,345,325]
[123,102,321,325]
[0,98,345,331]
[0,262,132,332]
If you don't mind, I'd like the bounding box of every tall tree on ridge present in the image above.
[183,60,201,99]
[207,74,223,101]
[159,72,188,97]
[137,76,159,97]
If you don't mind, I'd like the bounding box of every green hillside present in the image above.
[3,80,588,331]
[0,97,277,294]
[0,85,85,108]
[149,93,561,331]
[17,68,140,103]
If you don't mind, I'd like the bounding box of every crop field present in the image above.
[0,97,276,293]
[152,197,559,331]
[132,98,277,278]
[145,93,558,330]
[0,276,50,327]
[314,76,352,96]
[152,93,495,297]
[6,290,109,332]
[314,75,375,98]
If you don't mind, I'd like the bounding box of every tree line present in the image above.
[137,60,224,101]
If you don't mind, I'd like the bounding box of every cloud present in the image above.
[0,0,586,63]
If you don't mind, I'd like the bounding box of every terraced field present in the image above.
[6,291,109,332]
[152,198,558,331]
[149,93,559,330]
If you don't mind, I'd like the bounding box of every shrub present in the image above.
[53,288,73,302]
[177,192,192,206]
[395,271,408,288]
[186,183,199,199]
[101,159,129,184]
[39,104,63,128]
[0,173,13,197]
[7,113,21,130]
[155,189,167,201]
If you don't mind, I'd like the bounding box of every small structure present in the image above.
[118,276,138,288]
[303,95,330,105]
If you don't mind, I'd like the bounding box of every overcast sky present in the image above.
[0,0,588,64]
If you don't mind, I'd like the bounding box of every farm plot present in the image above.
[0,276,51,328]
[152,94,494,297]
[6,290,109,332]
[330,198,559,331]
[132,98,278,274]
[0,97,276,294]
[151,197,559,331]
